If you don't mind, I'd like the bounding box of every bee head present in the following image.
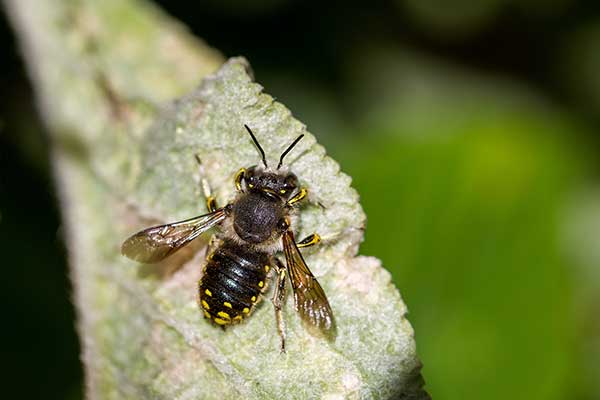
[242,124,304,200]
[243,167,298,200]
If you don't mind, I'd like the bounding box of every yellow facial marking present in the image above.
[279,189,286,194]
[213,318,228,325]
[251,296,256,302]
[201,300,210,310]
[248,183,254,188]
[264,265,270,272]
[223,301,232,309]
[204,289,212,297]
[242,307,250,314]
[217,311,231,320]
[258,281,264,288]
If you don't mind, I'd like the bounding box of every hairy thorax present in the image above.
[231,191,286,245]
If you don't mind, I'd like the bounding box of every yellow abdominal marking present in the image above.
[201,300,210,310]
[217,311,231,320]
[264,265,270,272]
[243,307,250,314]
[233,315,243,322]
[203,310,211,319]
[213,318,228,325]
[205,289,212,297]
[258,281,264,288]
[223,302,232,309]
[251,296,256,302]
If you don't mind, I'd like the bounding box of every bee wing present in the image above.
[121,208,227,263]
[282,230,336,338]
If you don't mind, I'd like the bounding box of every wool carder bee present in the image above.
[122,125,335,351]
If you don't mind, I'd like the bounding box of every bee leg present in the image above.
[272,257,288,353]
[287,187,307,206]
[194,155,219,212]
[297,233,321,248]
[234,168,246,192]
[205,195,218,213]
[206,236,221,257]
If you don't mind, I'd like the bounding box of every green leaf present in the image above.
[5,0,429,398]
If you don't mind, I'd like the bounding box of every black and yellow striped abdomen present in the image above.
[199,240,271,326]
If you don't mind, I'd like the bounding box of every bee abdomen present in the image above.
[199,241,270,326]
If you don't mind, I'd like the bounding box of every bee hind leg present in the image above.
[272,257,287,353]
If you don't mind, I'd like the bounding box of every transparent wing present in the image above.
[282,230,336,338]
[121,209,227,263]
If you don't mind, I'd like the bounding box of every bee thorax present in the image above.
[232,192,285,244]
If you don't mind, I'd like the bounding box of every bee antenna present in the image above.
[277,134,304,170]
[244,124,268,168]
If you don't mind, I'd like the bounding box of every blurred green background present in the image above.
[2,1,600,399]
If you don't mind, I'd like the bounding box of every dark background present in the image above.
[2,1,600,399]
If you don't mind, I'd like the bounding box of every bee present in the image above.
[121,125,335,351]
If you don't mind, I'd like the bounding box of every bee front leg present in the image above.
[272,257,288,353]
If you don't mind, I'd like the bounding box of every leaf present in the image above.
[5,0,429,398]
